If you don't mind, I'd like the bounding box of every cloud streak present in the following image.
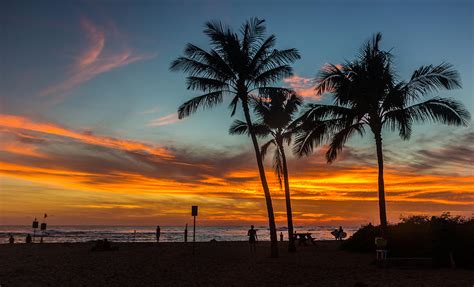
[39,16,155,99]
[147,113,180,127]
[0,114,173,159]
[1,115,472,225]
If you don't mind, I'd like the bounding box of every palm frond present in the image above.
[186,76,229,91]
[382,108,412,140]
[229,119,250,135]
[405,63,461,102]
[253,65,293,87]
[177,91,223,119]
[272,144,284,187]
[182,44,235,79]
[314,63,347,96]
[254,48,300,75]
[260,139,275,161]
[326,123,366,163]
[404,97,470,126]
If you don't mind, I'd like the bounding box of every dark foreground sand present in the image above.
[1,241,472,286]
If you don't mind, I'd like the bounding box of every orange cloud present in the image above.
[283,75,320,99]
[0,114,173,159]
[1,114,472,226]
[39,16,155,99]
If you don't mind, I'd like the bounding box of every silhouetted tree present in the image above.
[171,18,300,257]
[294,33,470,235]
[230,90,302,252]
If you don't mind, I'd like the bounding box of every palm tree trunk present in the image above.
[278,142,296,252]
[241,99,279,258]
[374,132,388,236]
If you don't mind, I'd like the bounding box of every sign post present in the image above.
[40,213,47,243]
[32,218,38,243]
[191,206,198,255]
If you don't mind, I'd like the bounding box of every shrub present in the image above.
[341,213,474,268]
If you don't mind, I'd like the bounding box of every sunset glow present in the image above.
[1,0,472,227]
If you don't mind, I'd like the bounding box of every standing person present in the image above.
[248,225,258,254]
[156,225,161,243]
[9,234,14,244]
[184,224,188,243]
[26,234,32,243]
[338,226,344,240]
[280,232,284,242]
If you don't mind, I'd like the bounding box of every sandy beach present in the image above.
[1,241,472,287]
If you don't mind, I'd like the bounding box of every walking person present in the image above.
[156,225,161,243]
[280,232,284,242]
[8,234,14,244]
[184,224,188,243]
[248,225,258,254]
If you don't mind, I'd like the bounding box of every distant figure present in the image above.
[9,234,14,244]
[248,225,258,253]
[156,225,161,242]
[280,232,283,242]
[338,226,345,240]
[26,234,32,244]
[184,224,188,243]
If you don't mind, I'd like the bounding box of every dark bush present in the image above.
[341,213,474,268]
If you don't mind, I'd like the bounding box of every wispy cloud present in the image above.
[39,16,155,99]
[283,75,320,99]
[147,113,180,127]
[0,114,173,159]
[140,106,161,115]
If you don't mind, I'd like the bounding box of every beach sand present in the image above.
[1,241,472,286]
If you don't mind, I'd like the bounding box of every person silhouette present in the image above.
[248,225,258,253]
[9,234,14,244]
[26,234,32,244]
[184,224,188,243]
[338,226,344,240]
[156,225,161,242]
[280,232,283,242]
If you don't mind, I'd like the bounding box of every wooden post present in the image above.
[192,206,198,255]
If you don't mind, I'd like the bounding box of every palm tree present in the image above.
[294,33,470,236]
[229,90,302,252]
[170,18,300,257]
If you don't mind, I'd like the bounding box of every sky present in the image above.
[1,0,473,226]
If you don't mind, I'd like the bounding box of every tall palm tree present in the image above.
[229,90,302,252]
[170,18,300,257]
[294,33,470,236]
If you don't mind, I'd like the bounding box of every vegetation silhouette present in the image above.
[230,90,302,252]
[342,214,474,268]
[170,18,300,257]
[294,33,471,236]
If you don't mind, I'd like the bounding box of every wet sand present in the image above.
[1,241,472,286]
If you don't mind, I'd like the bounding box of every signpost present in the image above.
[32,218,38,243]
[40,213,47,243]
[191,206,198,255]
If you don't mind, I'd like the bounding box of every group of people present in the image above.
[8,234,32,244]
[332,226,346,240]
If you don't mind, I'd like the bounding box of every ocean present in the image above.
[0,225,357,243]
